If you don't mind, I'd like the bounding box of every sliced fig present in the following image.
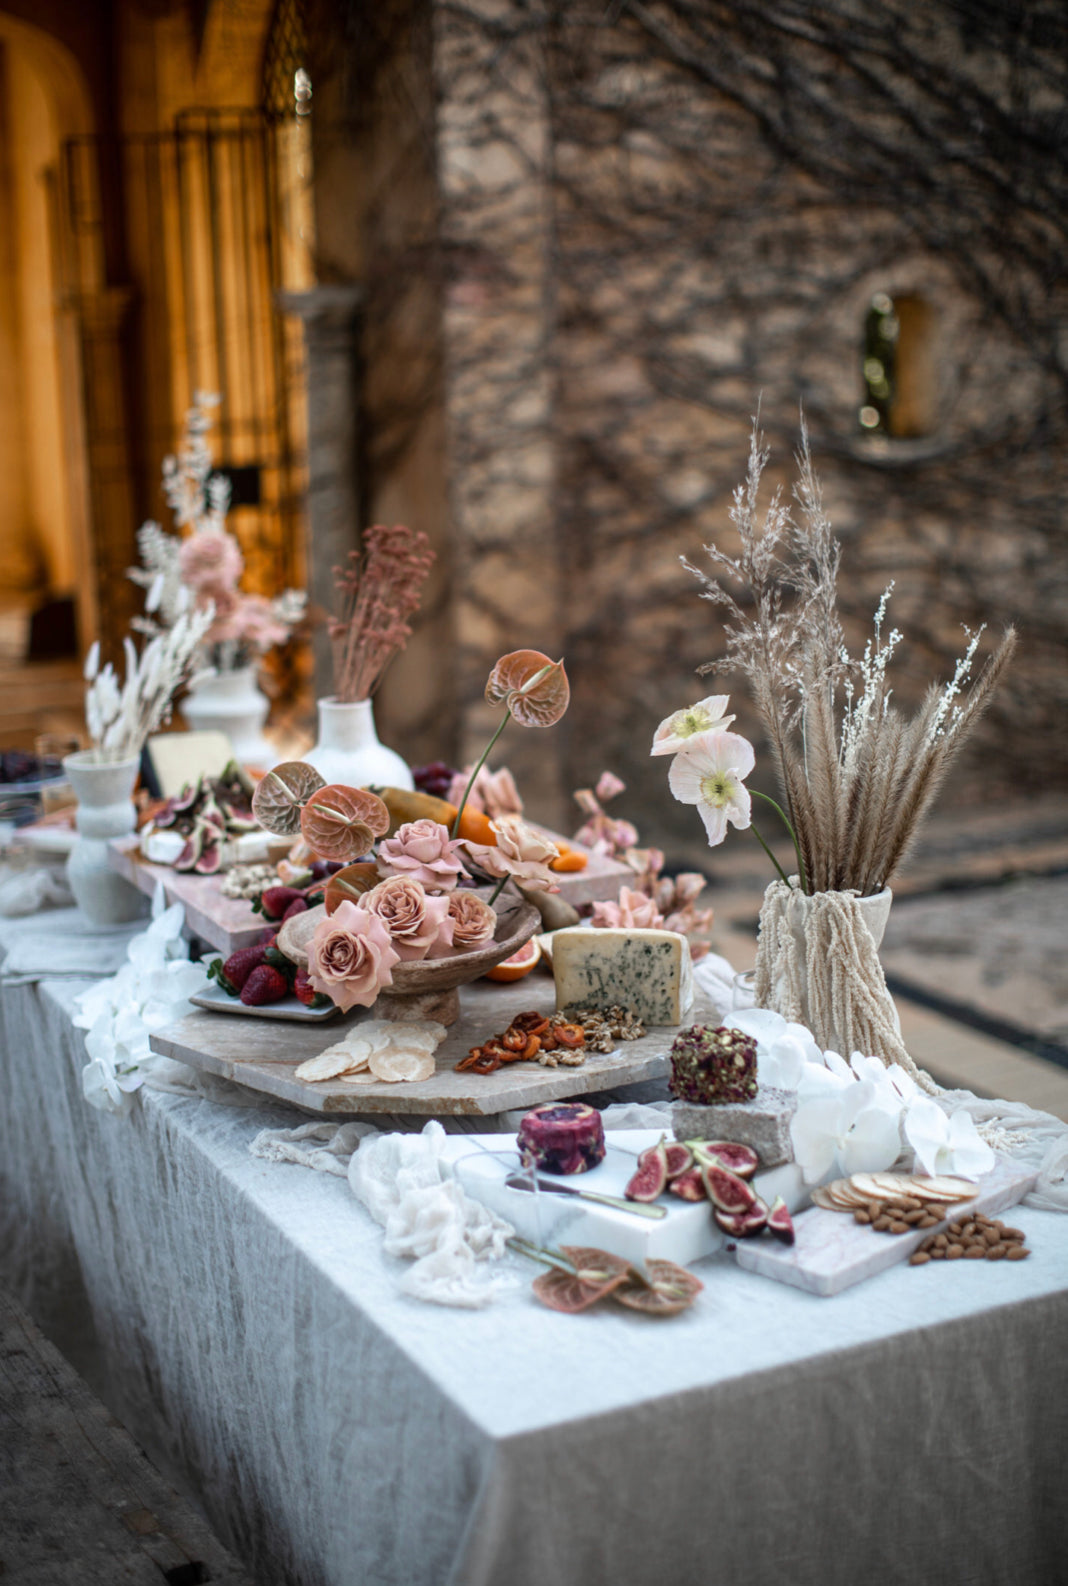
[174,826,205,871]
[668,1167,707,1202]
[701,1162,757,1215]
[690,1140,759,1179]
[611,1259,703,1317]
[624,1138,669,1202]
[714,1199,768,1238]
[767,1196,795,1246]
[194,840,222,874]
[171,778,202,814]
[664,1142,694,1179]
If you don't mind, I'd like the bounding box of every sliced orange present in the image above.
[485,936,542,982]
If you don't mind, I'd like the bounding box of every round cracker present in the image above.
[338,1069,381,1085]
[912,1175,978,1202]
[365,1019,446,1051]
[295,1044,371,1082]
[368,1045,436,1083]
[810,1185,846,1211]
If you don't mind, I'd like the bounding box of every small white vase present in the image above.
[63,751,148,926]
[303,697,414,790]
[183,665,272,766]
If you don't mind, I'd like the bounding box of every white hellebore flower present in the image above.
[790,1080,903,1184]
[668,730,755,847]
[651,695,736,756]
[904,1098,995,1181]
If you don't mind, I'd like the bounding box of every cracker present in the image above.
[368,1045,436,1083]
[295,1044,371,1082]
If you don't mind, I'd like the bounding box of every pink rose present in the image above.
[591,886,665,931]
[179,529,244,594]
[376,819,468,891]
[462,815,559,893]
[446,891,497,952]
[362,876,453,961]
[307,899,400,1012]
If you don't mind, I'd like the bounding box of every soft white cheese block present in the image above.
[552,926,694,1026]
[141,828,187,865]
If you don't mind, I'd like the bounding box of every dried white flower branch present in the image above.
[82,605,216,764]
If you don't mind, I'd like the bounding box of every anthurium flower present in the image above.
[903,1098,995,1180]
[485,650,570,727]
[667,731,755,846]
[651,695,735,756]
[790,1081,903,1183]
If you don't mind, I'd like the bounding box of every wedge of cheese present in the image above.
[552,927,694,1026]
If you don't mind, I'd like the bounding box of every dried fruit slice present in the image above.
[690,1140,759,1179]
[668,1167,707,1202]
[624,1138,669,1202]
[485,650,570,727]
[611,1260,704,1316]
[300,785,389,863]
[715,1202,769,1238]
[767,1196,795,1245]
[252,761,325,836]
[324,862,380,915]
[663,1142,694,1180]
[532,1247,631,1314]
[701,1163,758,1215]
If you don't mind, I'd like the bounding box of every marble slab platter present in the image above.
[150,978,718,1116]
[734,1154,1038,1296]
[108,832,633,958]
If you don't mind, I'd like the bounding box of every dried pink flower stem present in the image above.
[329,524,435,702]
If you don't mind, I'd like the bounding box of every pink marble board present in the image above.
[106,837,266,956]
[734,1156,1038,1296]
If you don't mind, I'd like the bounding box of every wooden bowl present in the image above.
[277,890,541,1025]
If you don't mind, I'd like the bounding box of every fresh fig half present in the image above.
[714,1199,768,1238]
[767,1196,795,1246]
[701,1162,757,1215]
[624,1138,669,1202]
[194,840,222,874]
[668,1167,707,1202]
[611,1259,704,1317]
[664,1142,694,1179]
[691,1140,759,1179]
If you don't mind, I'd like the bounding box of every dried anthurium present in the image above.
[300,785,390,863]
[324,862,381,914]
[252,761,326,836]
[531,1247,631,1314]
[485,649,570,728]
[611,1260,704,1317]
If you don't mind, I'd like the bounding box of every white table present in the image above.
[2,911,1067,1586]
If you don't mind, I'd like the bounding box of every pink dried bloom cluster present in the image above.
[329,524,435,702]
[572,774,638,858]
[445,764,523,820]
[178,529,244,596]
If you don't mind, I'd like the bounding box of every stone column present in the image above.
[276,284,364,700]
[74,286,138,646]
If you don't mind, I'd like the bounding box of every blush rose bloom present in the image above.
[307,899,400,1012]
[446,890,497,952]
[178,529,244,594]
[591,885,665,931]
[362,876,454,961]
[463,815,559,893]
[375,819,468,891]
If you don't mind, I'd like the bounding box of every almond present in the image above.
[986,1244,1007,1260]
[946,1245,964,1259]
[1005,1245,1030,1261]
[889,1220,910,1234]
[909,1251,931,1265]
[964,1245,986,1259]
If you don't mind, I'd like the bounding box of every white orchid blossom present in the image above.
[73,891,207,1115]
[651,695,736,756]
[668,730,755,847]
[727,1006,823,1092]
[790,1079,904,1184]
[904,1098,996,1180]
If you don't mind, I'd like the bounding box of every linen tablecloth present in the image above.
[2,912,1067,1586]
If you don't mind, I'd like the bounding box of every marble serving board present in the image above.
[438,1129,807,1270]
[107,837,266,956]
[734,1155,1038,1297]
[150,978,718,1117]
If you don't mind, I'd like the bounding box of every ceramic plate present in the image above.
[190,979,341,1023]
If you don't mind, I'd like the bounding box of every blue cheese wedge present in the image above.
[552,927,694,1026]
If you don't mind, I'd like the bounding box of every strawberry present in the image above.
[220,945,269,992]
[282,896,309,921]
[255,886,306,920]
[295,967,333,1011]
[239,965,289,1006]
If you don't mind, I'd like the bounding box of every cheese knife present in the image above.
[505,1173,667,1219]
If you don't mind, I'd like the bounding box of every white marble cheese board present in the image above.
[733,1155,1037,1296]
[439,1129,808,1269]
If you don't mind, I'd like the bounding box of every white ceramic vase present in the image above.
[183,665,272,766]
[303,697,414,790]
[63,751,147,926]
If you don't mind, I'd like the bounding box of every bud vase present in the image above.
[62,751,148,926]
[183,665,272,766]
[303,697,414,790]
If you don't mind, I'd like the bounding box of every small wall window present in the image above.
[859,293,936,438]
